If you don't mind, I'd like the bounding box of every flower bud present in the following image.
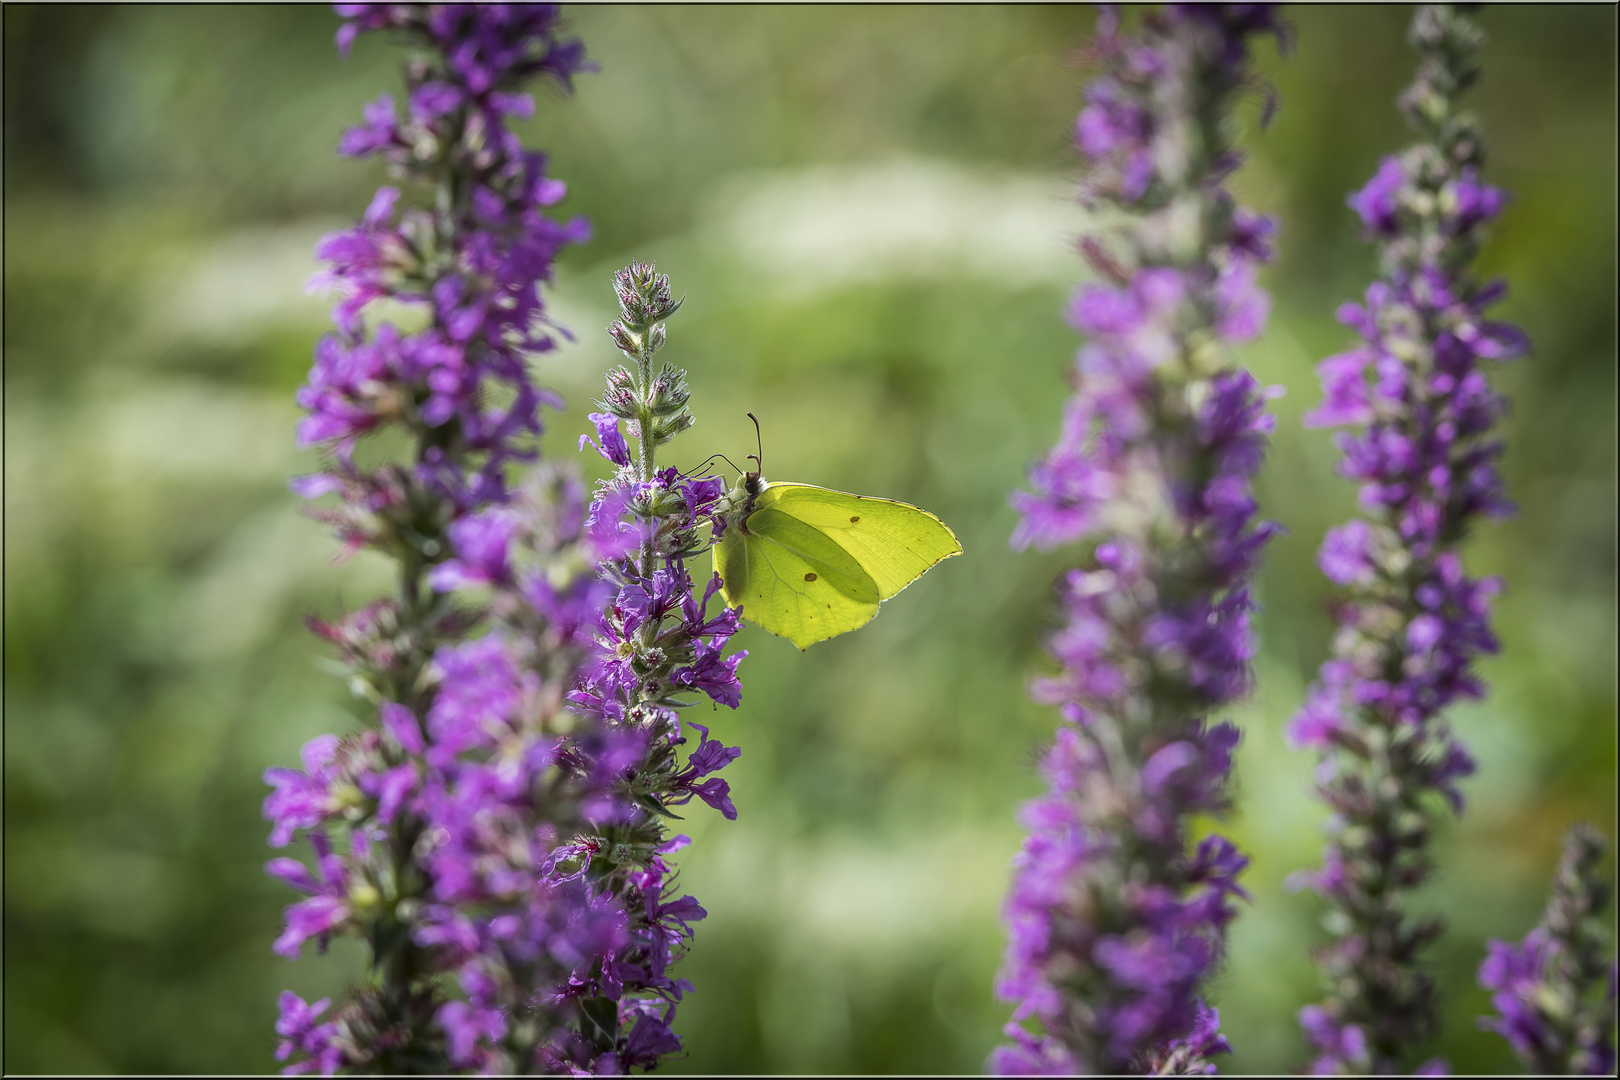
[607,322,641,358]
[646,364,691,416]
[650,411,695,445]
[645,321,666,355]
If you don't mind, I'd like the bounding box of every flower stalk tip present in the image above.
[1478,825,1617,1076]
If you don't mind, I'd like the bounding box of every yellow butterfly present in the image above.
[708,416,961,649]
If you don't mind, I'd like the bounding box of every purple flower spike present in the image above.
[267,7,723,1075]
[1290,6,1531,1072]
[541,261,747,1069]
[298,4,591,501]
[1478,825,1617,1076]
[996,6,1284,1073]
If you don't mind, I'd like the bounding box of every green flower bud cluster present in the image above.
[601,262,694,458]
[589,261,715,576]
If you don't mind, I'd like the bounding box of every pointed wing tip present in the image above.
[925,518,963,563]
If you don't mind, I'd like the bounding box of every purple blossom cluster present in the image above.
[266,6,719,1073]
[298,3,589,512]
[1477,824,1617,1076]
[1142,1002,1235,1077]
[270,466,697,1073]
[993,6,1284,1074]
[1287,6,1531,1072]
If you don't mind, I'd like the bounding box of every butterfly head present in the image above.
[710,412,769,534]
[715,470,767,535]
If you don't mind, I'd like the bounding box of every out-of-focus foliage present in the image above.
[4,5,1613,1074]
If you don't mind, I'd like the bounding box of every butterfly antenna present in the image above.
[680,453,745,479]
[747,412,764,475]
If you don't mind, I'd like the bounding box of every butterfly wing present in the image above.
[714,506,881,650]
[756,483,962,600]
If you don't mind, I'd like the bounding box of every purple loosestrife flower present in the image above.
[1287,6,1530,1073]
[994,6,1284,1074]
[1478,824,1618,1075]
[562,261,746,1066]
[275,991,348,1075]
[264,6,692,1074]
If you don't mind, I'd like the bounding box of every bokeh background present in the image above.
[5,4,1615,1074]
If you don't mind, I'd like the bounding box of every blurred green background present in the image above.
[4,4,1615,1074]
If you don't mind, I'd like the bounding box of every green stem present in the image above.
[634,346,657,583]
